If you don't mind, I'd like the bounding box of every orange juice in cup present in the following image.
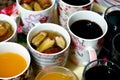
[35,66,79,80]
[0,42,31,80]
[0,52,27,78]
[40,72,72,80]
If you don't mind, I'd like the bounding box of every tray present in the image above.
[0,2,107,80]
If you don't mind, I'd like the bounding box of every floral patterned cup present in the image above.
[27,23,71,73]
[67,10,108,66]
[0,14,17,42]
[16,0,55,34]
[58,0,94,28]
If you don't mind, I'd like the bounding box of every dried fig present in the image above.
[0,26,7,37]
[37,0,52,9]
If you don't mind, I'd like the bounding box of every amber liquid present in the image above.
[39,72,72,80]
[0,52,27,77]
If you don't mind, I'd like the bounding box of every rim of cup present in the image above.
[104,0,120,6]
[82,59,120,77]
[16,0,56,13]
[0,42,31,79]
[112,33,120,55]
[60,0,94,7]
[27,23,71,56]
[35,66,79,80]
[104,5,120,17]
[0,14,17,42]
[67,10,108,41]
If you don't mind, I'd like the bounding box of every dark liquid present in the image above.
[62,0,90,6]
[84,65,120,80]
[104,11,120,50]
[105,10,120,33]
[70,20,103,39]
[114,35,120,53]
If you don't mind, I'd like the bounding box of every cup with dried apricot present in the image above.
[27,23,71,69]
[16,0,55,34]
[0,14,17,42]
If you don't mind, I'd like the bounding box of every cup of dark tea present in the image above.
[104,5,120,52]
[67,10,108,66]
[111,33,120,65]
[82,59,120,80]
[58,0,94,28]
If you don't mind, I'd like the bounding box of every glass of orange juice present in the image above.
[35,66,79,80]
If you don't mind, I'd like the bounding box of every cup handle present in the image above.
[86,47,97,62]
[31,22,41,27]
[69,47,97,66]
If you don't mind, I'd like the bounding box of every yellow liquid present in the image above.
[0,52,27,77]
[39,72,72,80]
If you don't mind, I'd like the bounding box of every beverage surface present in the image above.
[84,65,120,80]
[62,0,90,6]
[70,20,103,39]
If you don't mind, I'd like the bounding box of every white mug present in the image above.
[16,0,55,34]
[0,42,31,80]
[58,0,94,28]
[67,10,108,66]
[0,14,17,42]
[27,23,71,70]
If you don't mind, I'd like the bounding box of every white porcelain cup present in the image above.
[0,42,31,80]
[67,10,108,66]
[16,0,55,34]
[58,0,94,28]
[27,23,71,69]
[0,14,17,42]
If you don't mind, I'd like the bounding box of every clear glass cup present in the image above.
[82,59,120,80]
[112,33,120,65]
[104,0,120,6]
[34,66,79,80]
[103,5,120,53]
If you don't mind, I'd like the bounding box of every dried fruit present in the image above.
[3,22,11,30]
[0,26,7,37]
[21,3,33,10]
[37,0,52,9]
[32,31,47,47]
[55,36,66,49]
[29,1,35,8]
[37,38,55,52]
[34,2,42,11]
